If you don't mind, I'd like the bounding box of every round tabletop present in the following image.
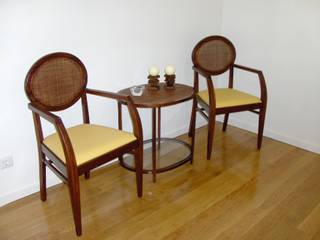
[118,83,194,108]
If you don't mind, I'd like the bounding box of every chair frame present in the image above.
[25,52,143,236]
[188,36,267,160]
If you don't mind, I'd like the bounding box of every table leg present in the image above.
[190,96,196,164]
[158,107,161,149]
[118,102,124,164]
[152,108,157,182]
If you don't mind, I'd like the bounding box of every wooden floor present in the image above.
[1,123,320,240]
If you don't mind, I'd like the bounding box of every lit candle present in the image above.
[165,65,176,75]
[149,66,160,76]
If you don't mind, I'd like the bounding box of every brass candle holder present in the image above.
[147,75,160,90]
[164,74,176,89]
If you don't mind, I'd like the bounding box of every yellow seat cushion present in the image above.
[198,88,261,108]
[43,124,136,166]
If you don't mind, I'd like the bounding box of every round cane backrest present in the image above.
[25,52,87,111]
[192,36,236,75]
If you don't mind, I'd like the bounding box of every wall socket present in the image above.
[0,156,14,170]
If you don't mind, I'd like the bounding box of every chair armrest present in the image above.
[233,64,262,74]
[28,103,62,125]
[85,88,143,143]
[28,103,77,170]
[233,64,267,103]
[193,66,211,78]
[86,88,130,102]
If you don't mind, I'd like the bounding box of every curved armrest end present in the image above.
[233,64,267,103]
[28,102,77,171]
[86,88,143,145]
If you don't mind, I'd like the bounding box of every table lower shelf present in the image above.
[120,138,192,174]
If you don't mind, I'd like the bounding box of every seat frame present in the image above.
[25,53,143,236]
[188,36,267,160]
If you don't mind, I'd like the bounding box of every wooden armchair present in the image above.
[188,36,267,160]
[24,52,143,236]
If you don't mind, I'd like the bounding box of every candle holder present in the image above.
[164,74,176,89]
[147,75,160,90]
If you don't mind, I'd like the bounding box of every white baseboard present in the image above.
[220,118,320,154]
[168,116,320,155]
[0,177,61,207]
[0,159,119,207]
[166,115,320,155]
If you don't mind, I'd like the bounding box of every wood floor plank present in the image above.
[237,155,320,240]
[164,148,318,240]
[298,202,320,239]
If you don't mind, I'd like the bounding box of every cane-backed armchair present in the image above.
[25,52,143,236]
[188,36,267,160]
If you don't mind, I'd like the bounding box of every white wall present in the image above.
[220,0,320,154]
[0,0,223,206]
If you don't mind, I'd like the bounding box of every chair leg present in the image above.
[257,107,266,149]
[84,171,90,179]
[118,155,124,165]
[222,113,229,132]
[39,154,46,201]
[207,113,216,160]
[188,97,197,138]
[190,114,196,164]
[68,177,82,236]
[134,147,143,198]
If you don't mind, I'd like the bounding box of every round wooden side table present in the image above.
[118,83,194,182]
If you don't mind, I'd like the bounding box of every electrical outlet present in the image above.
[0,156,14,170]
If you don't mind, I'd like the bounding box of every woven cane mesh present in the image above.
[193,37,236,74]
[27,55,87,110]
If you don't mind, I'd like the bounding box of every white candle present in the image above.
[165,65,176,75]
[149,66,160,76]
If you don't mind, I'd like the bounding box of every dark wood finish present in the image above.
[25,53,144,236]
[222,66,234,132]
[32,112,47,201]
[157,107,161,149]
[81,94,91,179]
[147,75,160,90]
[118,83,194,182]
[117,101,123,131]
[188,70,199,139]
[118,83,194,108]
[192,36,236,76]
[25,52,88,112]
[81,94,90,124]
[164,74,176,88]
[152,108,157,182]
[189,36,268,160]
[205,76,216,160]
[117,101,124,164]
